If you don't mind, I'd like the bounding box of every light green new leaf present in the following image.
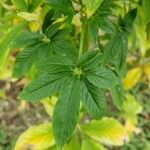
[0,22,26,70]
[86,67,118,89]
[14,123,55,150]
[143,0,150,24]
[81,117,128,146]
[81,139,106,150]
[53,79,81,149]
[81,80,106,119]
[123,94,142,124]
[12,0,28,11]
[20,74,69,101]
[63,134,80,150]
[82,0,103,18]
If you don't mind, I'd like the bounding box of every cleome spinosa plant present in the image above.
[0,0,141,149]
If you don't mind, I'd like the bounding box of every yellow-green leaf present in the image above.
[143,0,150,24]
[123,94,143,124]
[63,134,80,150]
[124,119,141,136]
[0,22,27,70]
[123,67,142,90]
[12,0,28,11]
[81,139,106,150]
[82,0,102,18]
[14,123,55,150]
[81,117,128,146]
[143,63,150,75]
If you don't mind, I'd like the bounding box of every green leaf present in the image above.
[41,55,74,67]
[143,0,150,24]
[14,123,55,150]
[97,0,112,17]
[102,9,137,70]
[82,0,103,18]
[79,51,102,71]
[39,54,75,76]
[102,31,128,70]
[0,22,27,70]
[88,16,99,41]
[81,80,106,119]
[11,0,28,11]
[12,28,77,78]
[99,17,116,34]
[50,40,78,63]
[12,31,42,49]
[63,134,80,150]
[81,117,128,146]
[53,79,81,149]
[85,67,118,89]
[20,74,69,101]
[42,9,54,32]
[47,0,74,21]
[29,0,45,12]
[109,82,125,109]
[119,8,137,35]
[12,46,37,78]
[81,139,106,150]
[88,15,116,41]
[46,22,65,38]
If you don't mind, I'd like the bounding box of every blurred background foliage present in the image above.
[0,0,150,150]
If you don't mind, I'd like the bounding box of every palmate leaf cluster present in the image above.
[9,0,137,149]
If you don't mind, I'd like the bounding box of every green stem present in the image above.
[78,18,87,59]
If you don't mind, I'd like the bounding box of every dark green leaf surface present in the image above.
[12,31,42,48]
[81,80,106,119]
[53,79,81,149]
[119,8,137,35]
[47,0,74,21]
[20,74,68,101]
[79,51,102,71]
[85,67,118,89]
[102,31,128,70]
[99,17,116,34]
[39,55,74,74]
[46,22,65,38]
[102,8,137,70]
[13,46,37,78]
